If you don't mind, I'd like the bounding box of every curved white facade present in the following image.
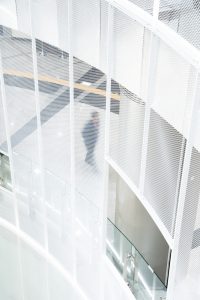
[0,1,200,300]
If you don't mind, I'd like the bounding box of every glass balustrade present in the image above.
[0,152,12,192]
[106,218,167,300]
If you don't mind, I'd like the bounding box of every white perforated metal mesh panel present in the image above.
[109,9,150,187]
[144,109,185,235]
[0,85,7,153]
[73,56,105,298]
[129,0,154,14]
[35,40,73,271]
[159,0,200,49]
[72,0,100,68]
[144,40,195,236]
[171,147,200,299]
[110,85,145,186]
[0,27,46,244]
[112,9,147,97]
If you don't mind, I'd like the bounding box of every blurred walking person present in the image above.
[82,111,99,166]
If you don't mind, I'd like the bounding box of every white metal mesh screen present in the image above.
[0,84,7,153]
[159,0,200,49]
[109,9,150,187]
[72,0,100,68]
[144,109,185,235]
[0,27,46,244]
[35,40,73,271]
[129,0,154,14]
[171,147,200,299]
[73,56,105,298]
[144,40,195,236]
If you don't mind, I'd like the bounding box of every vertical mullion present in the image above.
[100,4,114,300]
[68,0,77,280]
[28,0,49,251]
[139,34,160,194]
[28,2,52,300]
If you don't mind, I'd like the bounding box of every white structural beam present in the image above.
[166,69,200,300]
[106,0,200,68]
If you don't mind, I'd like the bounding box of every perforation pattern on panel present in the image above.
[72,0,100,68]
[110,9,150,187]
[152,40,193,137]
[110,85,145,186]
[74,56,105,298]
[159,0,200,49]
[144,109,185,235]
[0,86,7,153]
[112,9,147,97]
[0,27,46,244]
[129,0,154,14]
[172,148,200,298]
